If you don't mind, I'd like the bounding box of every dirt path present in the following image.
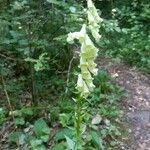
[98,58,150,150]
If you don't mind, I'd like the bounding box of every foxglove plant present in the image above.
[67,0,102,148]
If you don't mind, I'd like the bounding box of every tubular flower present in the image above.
[87,0,103,42]
[67,24,98,97]
[67,0,102,97]
[76,74,90,97]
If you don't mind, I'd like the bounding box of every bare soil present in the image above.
[98,57,150,150]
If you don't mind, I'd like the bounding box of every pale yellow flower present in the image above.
[76,74,90,97]
[67,0,102,97]
[87,0,103,41]
[76,74,84,91]
[86,79,95,91]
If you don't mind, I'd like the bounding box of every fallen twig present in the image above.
[1,76,15,122]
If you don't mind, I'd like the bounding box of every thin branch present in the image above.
[0,53,16,61]
[1,76,15,122]
[0,51,23,62]
[65,56,75,94]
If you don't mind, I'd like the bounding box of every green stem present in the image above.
[75,96,82,149]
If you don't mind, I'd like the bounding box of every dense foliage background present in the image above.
[0,0,149,149]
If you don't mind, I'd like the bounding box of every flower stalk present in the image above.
[67,0,103,149]
[75,96,82,148]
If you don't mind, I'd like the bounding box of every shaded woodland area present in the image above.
[0,0,149,149]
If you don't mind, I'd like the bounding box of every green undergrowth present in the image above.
[1,69,126,150]
[98,2,150,73]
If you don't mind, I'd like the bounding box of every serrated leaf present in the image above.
[15,118,25,125]
[30,139,43,147]
[40,135,49,142]
[51,143,65,150]
[9,132,23,143]
[65,135,75,150]
[59,113,70,127]
[21,108,33,116]
[90,131,104,150]
[33,118,50,138]
[55,128,73,142]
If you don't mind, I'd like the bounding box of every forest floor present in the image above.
[98,57,150,150]
[0,57,149,150]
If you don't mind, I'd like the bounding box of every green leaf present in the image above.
[90,131,104,150]
[55,128,73,142]
[59,113,70,127]
[33,118,50,138]
[40,135,49,142]
[65,135,75,150]
[9,132,23,143]
[18,39,28,46]
[15,118,25,125]
[21,108,33,116]
[47,0,61,5]
[13,1,22,10]
[30,139,43,147]
[18,134,26,145]
[51,143,65,150]
[34,62,43,71]
[9,30,22,39]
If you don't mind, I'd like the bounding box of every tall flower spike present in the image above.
[66,1,103,148]
[87,0,103,42]
[67,0,102,97]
